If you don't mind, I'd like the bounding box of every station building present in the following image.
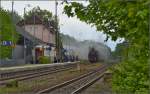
[16,15,56,63]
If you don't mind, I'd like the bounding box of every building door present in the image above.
[35,47,44,63]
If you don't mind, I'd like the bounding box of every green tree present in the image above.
[112,41,129,60]
[0,8,20,59]
[64,0,149,93]
[25,6,55,23]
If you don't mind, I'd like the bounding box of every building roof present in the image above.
[17,15,56,34]
[16,25,55,47]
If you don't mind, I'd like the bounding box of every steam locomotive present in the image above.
[57,46,107,63]
[88,47,99,63]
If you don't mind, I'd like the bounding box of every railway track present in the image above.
[37,64,108,94]
[0,63,76,86]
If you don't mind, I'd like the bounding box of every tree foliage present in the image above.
[0,8,20,59]
[112,41,129,60]
[64,0,149,93]
[25,6,55,22]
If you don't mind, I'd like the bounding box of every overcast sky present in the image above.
[1,1,123,51]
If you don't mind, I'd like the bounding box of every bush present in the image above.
[39,56,51,64]
[6,80,18,87]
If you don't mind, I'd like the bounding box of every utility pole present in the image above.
[24,4,31,64]
[24,7,26,63]
[33,9,36,64]
[48,20,50,63]
[148,3,150,93]
[11,0,14,59]
[48,18,52,63]
[55,0,60,63]
[0,0,1,9]
[0,0,1,62]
